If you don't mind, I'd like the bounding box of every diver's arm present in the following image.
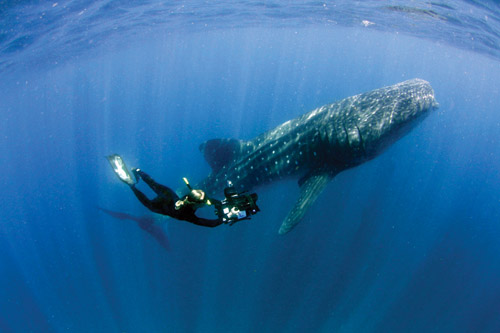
[178,212,223,227]
[206,197,221,209]
[191,217,224,228]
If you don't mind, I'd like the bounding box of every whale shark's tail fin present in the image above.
[279,172,334,234]
[199,139,250,173]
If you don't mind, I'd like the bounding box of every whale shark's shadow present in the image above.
[97,207,170,251]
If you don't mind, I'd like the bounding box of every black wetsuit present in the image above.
[130,170,222,227]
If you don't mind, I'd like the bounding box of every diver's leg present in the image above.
[134,169,179,199]
[130,185,156,211]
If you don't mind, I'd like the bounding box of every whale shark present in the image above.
[198,79,439,234]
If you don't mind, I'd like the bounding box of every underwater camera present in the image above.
[217,186,260,225]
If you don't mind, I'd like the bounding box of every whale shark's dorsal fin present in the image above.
[199,139,248,173]
[278,172,335,234]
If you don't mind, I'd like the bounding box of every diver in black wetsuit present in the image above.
[130,169,223,227]
[106,154,259,227]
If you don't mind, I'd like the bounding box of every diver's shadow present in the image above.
[97,207,170,251]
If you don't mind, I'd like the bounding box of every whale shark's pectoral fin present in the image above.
[278,172,334,235]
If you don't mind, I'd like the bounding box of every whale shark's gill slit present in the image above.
[389,99,397,125]
[355,124,365,155]
[341,122,350,148]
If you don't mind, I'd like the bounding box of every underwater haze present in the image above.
[1,1,500,332]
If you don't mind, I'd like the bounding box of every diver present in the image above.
[107,154,221,227]
[106,154,260,227]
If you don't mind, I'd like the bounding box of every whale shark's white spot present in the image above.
[307,109,319,120]
[362,19,374,27]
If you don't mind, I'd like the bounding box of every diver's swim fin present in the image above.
[106,154,136,185]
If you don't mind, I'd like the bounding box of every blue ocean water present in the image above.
[1,1,500,332]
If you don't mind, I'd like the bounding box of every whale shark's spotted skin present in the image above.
[199,79,438,234]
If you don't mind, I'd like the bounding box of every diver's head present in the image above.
[188,189,205,202]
